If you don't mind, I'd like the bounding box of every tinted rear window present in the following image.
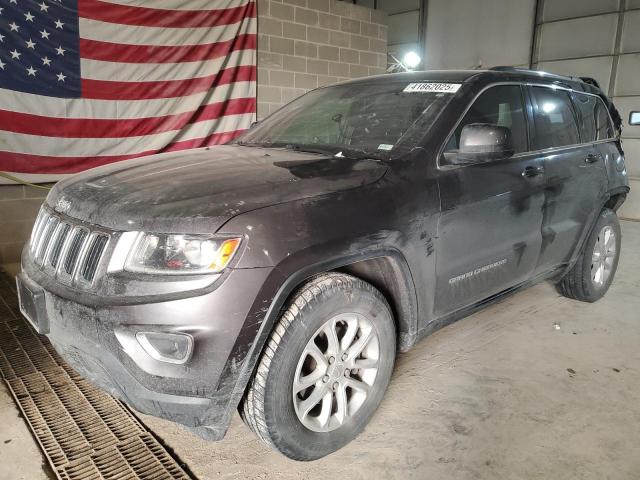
[531,87,580,150]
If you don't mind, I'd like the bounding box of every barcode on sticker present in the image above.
[403,82,462,93]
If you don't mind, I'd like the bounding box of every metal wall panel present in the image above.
[614,97,640,139]
[619,179,640,218]
[378,0,420,15]
[424,0,535,69]
[542,0,619,22]
[537,56,614,92]
[621,10,640,53]
[538,14,618,61]
[621,138,640,176]
[388,11,420,45]
[614,54,640,96]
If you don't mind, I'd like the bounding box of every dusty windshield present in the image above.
[235,81,456,158]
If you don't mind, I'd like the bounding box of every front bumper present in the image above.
[46,306,212,427]
[19,262,281,440]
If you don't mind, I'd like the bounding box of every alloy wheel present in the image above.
[292,313,380,432]
[591,225,616,286]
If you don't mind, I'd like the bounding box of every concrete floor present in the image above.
[2,220,639,479]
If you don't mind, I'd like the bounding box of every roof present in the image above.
[334,67,602,95]
[338,69,485,85]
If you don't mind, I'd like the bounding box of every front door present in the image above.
[435,84,545,316]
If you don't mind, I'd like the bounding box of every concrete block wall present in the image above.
[256,0,388,119]
[0,185,48,266]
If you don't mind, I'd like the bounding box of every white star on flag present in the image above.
[24,12,34,21]
[10,49,21,59]
[26,66,37,77]
[56,72,66,82]
[26,38,36,49]
[54,19,64,29]
[55,46,65,55]
[0,60,5,70]
[42,56,51,66]
[9,22,19,32]
[39,2,49,12]
[40,29,50,39]
[0,34,4,43]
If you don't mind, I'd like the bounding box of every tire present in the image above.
[557,208,621,302]
[240,273,396,461]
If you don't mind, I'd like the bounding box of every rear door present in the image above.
[435,84,545,316]
[528,86,608,272]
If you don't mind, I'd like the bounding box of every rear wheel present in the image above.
[557,208,621,302]
[240,273,396,461]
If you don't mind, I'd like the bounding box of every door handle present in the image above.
[585,153,602,164]
[521,165,545,177]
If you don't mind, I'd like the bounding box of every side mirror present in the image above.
[629,111,640,126]
[447,123,515,165]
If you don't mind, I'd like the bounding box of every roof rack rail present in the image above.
[489,66,519,71]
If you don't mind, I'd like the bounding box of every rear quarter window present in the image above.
[573,92,615,142]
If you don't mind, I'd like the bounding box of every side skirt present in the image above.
[413,267,564,345]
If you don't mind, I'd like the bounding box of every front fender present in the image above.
[199,243,418,437]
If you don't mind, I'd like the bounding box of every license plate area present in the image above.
[16,274,49,334]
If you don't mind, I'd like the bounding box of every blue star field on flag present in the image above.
[0,0,81,97]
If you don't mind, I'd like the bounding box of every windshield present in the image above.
[235,81,455,157]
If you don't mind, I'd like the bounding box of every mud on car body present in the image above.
[18,68,629,460]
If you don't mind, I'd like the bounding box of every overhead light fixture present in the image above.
[403,51,421,70]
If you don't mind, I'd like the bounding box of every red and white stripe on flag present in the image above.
[0,0,257,179]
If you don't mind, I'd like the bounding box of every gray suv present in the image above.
[18,68,629,460]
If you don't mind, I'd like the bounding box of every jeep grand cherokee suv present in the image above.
[18,68,629,460]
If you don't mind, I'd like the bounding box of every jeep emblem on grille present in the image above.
[56,197,71,213]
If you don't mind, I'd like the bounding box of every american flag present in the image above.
[0,0,256,175]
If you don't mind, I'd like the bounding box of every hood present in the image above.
[47,145,388,232]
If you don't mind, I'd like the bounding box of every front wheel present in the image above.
[557,208,621,302]
[240,273,396,461]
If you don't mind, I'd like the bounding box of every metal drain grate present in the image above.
[0,272,194,480]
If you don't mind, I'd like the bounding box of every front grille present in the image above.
[82,235,109,283]
[63,228,88,275]
[29,208,111,287]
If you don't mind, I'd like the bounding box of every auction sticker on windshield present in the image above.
[403,83,461,93]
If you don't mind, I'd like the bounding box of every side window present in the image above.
[573,93,615,142]
[531,87,580,149]
[447,85,528,154]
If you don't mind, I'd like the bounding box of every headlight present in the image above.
[125,233,241,275]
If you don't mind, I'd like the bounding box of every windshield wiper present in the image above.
[282,144,336,156]
[235,141,387,160]
[281,143,386,161]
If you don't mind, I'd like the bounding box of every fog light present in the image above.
[136,332,193,364]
